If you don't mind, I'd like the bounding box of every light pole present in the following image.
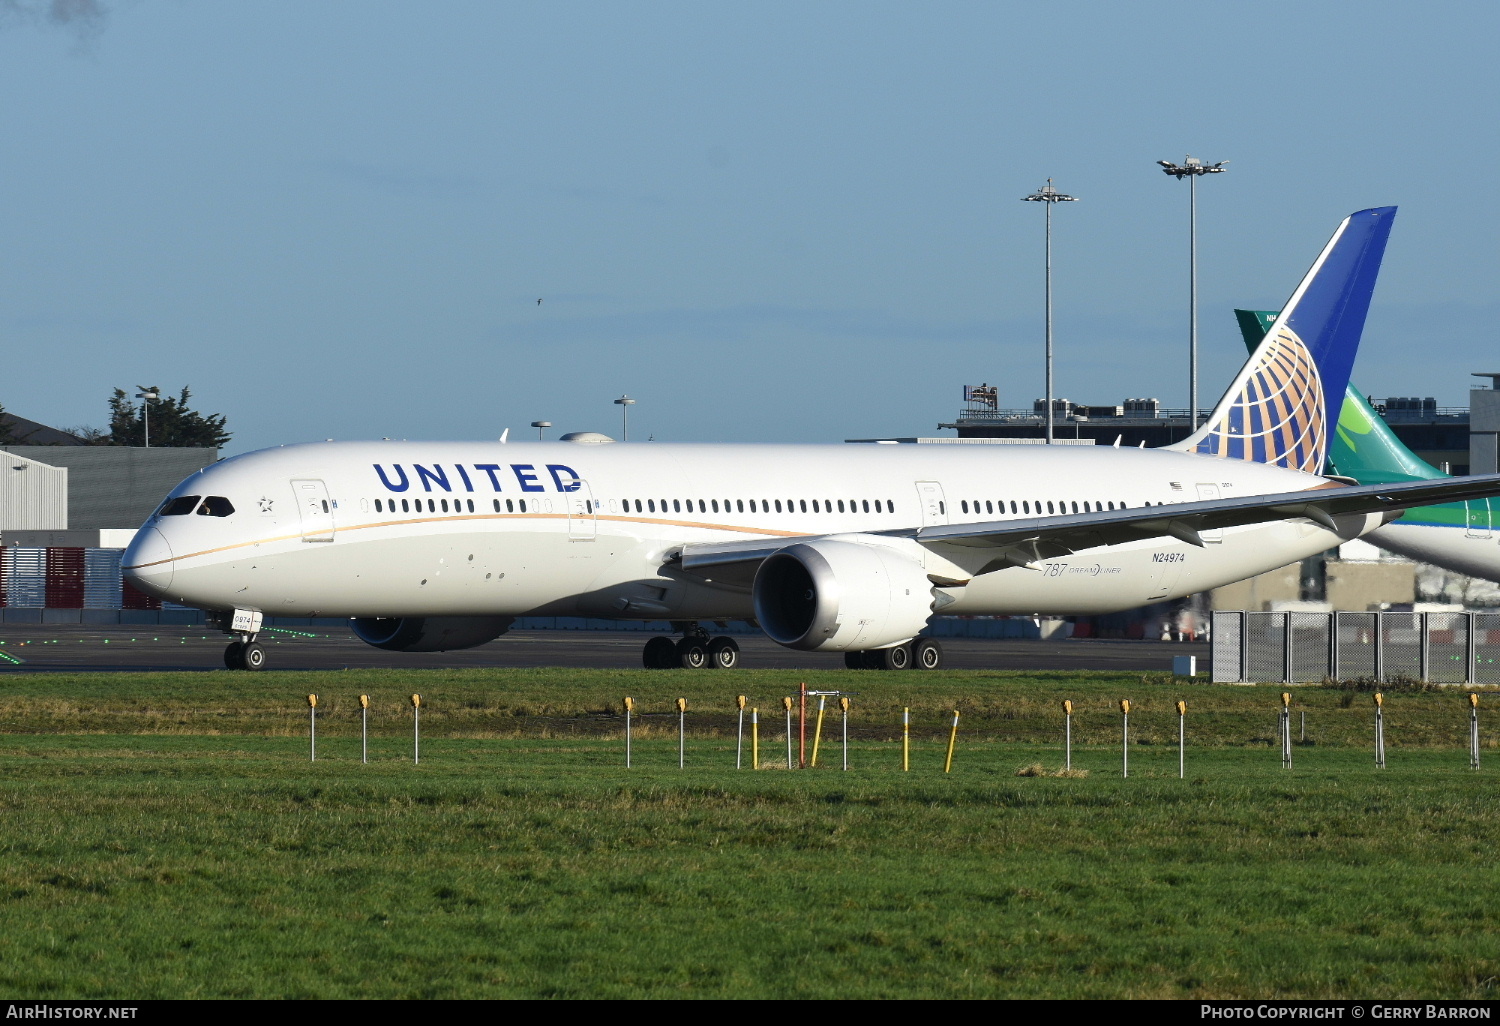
[613,396,636,441]
[1157,156,1227,430]
[134,387,159,448]
[530,420,552,440]
[1021,180,1078,444]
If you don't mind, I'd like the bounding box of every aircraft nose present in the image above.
[123,527,174,595]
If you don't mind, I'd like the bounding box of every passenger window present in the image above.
[1023,501,1030,514]
[374,499,382,513]
[493,499,500,512]
[648,500,656,513]
[518,499,527,512]
[774,500,782,513]
[1046,501,1054,514]
[985,501,993,514]
[838,500,846,513]
[441,499,449,513]
[467,499,474,512]
[799,500,807,513]
[197,496,235,517]
[961,500,969,514]
[711,499,719,513]
[1071,501,1078,514]
[737,500,744,512]
[673,499,681,513]
[321,500,329,513]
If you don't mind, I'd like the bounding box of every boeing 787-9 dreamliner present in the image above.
[124,206,1500,670]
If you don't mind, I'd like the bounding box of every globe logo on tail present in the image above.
[1194,327,1327,473]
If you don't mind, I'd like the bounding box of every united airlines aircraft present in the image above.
[123,207,1500,670]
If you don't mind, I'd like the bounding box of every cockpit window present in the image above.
[197,496,235,517]
[158,496,201,516]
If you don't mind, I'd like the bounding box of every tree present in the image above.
[0,401,39,446]
[107,386,231,448]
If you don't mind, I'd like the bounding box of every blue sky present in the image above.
[2,1,1496,454]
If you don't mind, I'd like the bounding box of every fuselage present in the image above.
[122,439,1377,622]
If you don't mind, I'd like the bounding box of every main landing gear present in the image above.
[843,637,943,671]
[642,625,741,669]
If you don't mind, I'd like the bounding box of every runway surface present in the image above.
[0,624,1208,674]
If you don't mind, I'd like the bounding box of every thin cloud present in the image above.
[0,0,108,38]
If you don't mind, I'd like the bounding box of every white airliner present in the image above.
[123,206,1500,670]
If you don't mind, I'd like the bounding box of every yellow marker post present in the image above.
[677,697,687,769]
[736,694,748,770]
[1281,691,1293,770]
[751,707,759,770]
[840,696,851,772]
[1374,692,1386,769]
[359,694,370,764]
[1471,691,1481,771]
[308,694,318,762]
[783,697,794,769]
[623,696,634,769]
[1176,700,1186,778]
[944,709,960,774]
[811,695,827,768]
[902,707,910,772]
[411,693,421,765]
[1120,699,1131,778]
[1063,699,1073,770]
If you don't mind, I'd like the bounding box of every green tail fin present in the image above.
[1235,309,1446,484]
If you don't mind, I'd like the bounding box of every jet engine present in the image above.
[752,538,934,652]
[350,616,515,652]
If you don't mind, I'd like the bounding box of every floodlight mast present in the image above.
[1021,180,1078,444]
[134,387,159,448]
[1157,156,1228,431]
[613,396,636,441]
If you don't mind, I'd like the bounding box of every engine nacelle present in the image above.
[350,616,514,653]
[753,538,934,652]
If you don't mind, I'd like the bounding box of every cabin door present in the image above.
[292,479,335,542]
[915,481,948,527]
[568,480,597,541]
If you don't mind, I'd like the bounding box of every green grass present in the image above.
[2,668,1499,998]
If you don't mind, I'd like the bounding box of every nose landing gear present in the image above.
[223,639,268,671]
[213,609,269,671]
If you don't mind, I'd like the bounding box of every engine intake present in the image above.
[351,616,514,653]
[753,538,934,652]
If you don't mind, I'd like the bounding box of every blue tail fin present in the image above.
[1170,206,1397,472]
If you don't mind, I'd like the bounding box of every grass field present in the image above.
[2,667,1499,999]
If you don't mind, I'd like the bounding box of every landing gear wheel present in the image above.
[875,644,912,671]
[708,636,740,669]
[241,642,267,671]
[643,635,677,669]
[913,638,943,670]
[223,641,245,670]
[676,637,709,669]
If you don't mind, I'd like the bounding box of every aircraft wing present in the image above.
[677,473,1500,584]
